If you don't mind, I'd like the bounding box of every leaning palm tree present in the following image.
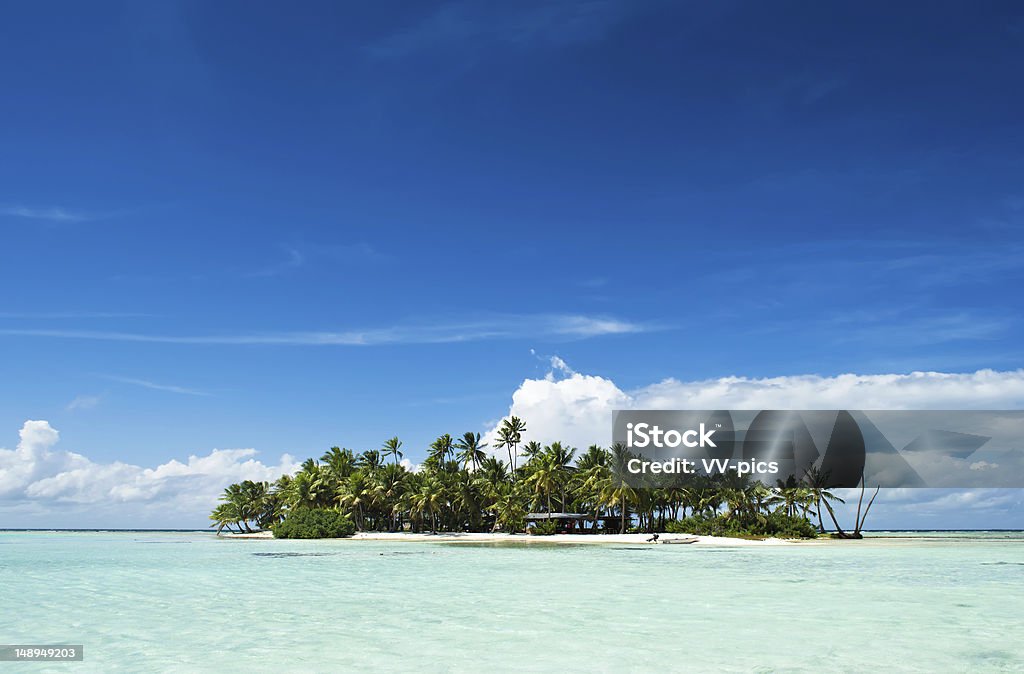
[803,465,846,533]
[221,482,255,532]
[209,502,242,534]
[382,437,404,466]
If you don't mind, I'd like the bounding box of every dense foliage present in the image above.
[210,418,856,539]
[665,512,819,539]
[272,508,356,539]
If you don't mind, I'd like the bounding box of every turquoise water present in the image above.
[1,532,1023,672]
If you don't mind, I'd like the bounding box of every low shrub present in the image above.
[528,519,559,535]
[272,508,356,539]
[665,512,818,539]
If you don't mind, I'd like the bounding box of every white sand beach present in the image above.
[219,530,811,545]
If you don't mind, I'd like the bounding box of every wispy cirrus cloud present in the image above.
[0,313,653,346]
[65,395,101,411]
[367,0,633,60]
[244,247,306,278]
[0,311,152,319]
[102,376,209,396]
[0,205,92,223]
[244,242,390,278]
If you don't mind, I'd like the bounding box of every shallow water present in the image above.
[1,531,1022,672]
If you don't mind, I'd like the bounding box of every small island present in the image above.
[211,417,876,541]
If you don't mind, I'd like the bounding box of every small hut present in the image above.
[525,512,588,533]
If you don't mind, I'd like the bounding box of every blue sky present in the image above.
[2,2,1024,527]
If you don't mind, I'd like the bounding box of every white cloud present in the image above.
[0,420,298,526]
[0,313,650,346]
[399,458,423,473]
[66,395,101,411]
[485,364,1024,452]
[0,205,91,222]
[7,363,1024,529]
[103,375,208,396]
[483,362,1024,528]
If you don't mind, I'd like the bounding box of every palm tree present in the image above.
[382,437,404,467]
[603,443,638,533]
[337,472,373,530]
[545,442,576,511]
[525,452,560,518]
[321,447,357,492]
[373,462,410,531]
[451,470,483,530]
[211,414,832,538]
[454,431,487,471]
[411,476,446,533]
[574,445,611,531]
[520,441,544,464]
[493,483,527,533]
[803,466,846,533]
[209,502,242,534]
[774,475,811,519]
[357,449,383,474]
[427,434,454,470]
[496,416,526,479]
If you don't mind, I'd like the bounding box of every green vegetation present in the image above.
[210,415,871,540]
[528,519,559,536]
[665,512,818,539]
[272,508,356,539]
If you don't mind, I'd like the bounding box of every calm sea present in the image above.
[1,531,1022,672]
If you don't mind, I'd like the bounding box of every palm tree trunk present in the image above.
[854,486,880,535]
[821,498,848,537]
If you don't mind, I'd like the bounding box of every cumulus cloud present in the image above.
[483,362,1024,527]
[399,458,423,473]
[486,364,1024,452]
[0,420,298,526]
